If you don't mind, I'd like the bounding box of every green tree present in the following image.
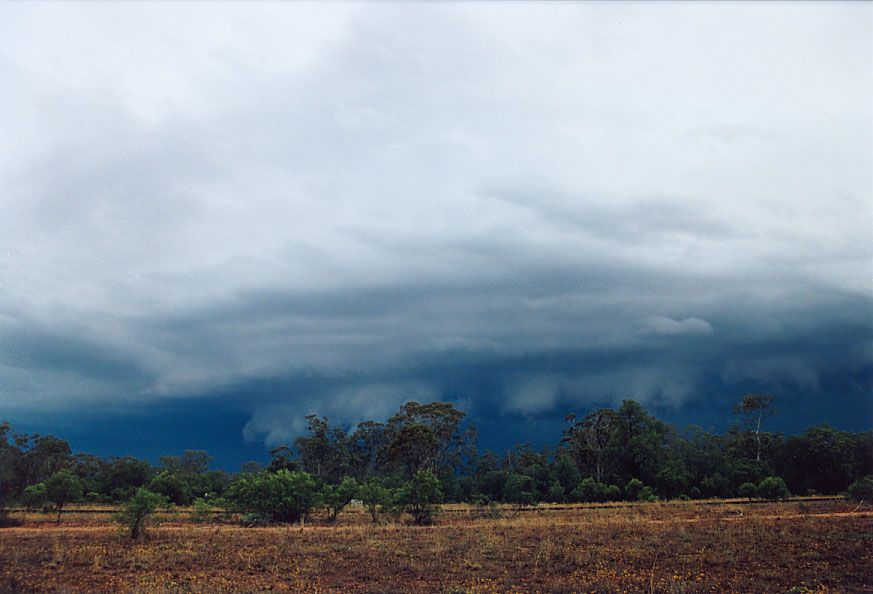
[357,479,393,523]
[321,476,359,523]
[503,473,536,505]
[573,477,609,503]
[738,482,757,500]
[115,487,167,540]
[395,468,443,525]
[562,409,616,482]
[225,470,320,524]
[733,394,776,462]
[149,470,192,505]
[608,400,672,486]
[757,476,789,501]
[44,469,83,522]
[21,482,47,511]
[846,476,873,502]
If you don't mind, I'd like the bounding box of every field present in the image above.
[1,498,871,594]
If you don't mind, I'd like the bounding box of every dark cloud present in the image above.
[0,3,871,465]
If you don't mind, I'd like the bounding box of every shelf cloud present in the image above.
[0,2,870,458]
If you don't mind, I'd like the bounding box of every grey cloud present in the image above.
[640,316,714,337]
[0,3,870,440]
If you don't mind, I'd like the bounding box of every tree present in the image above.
[294,416,351,482]
[103,456,154,501]
[503,473,536,505]
[21,483,47,511]
[225,470,320,524]
[321,476,359,523]
[44,469,83,522]
[733,394,776,462]
[846,476,873,502]
[115,488,167,540]
[358,479,393,524]
[573,477,609,503]
[160,450,211,476]
[395,468,443,525]
[383,401,474,477]
[562,409,616,482]
[757,476,789,501]
[149,470,192,505]
[550,455,581,500]
[608,400,672,486]
[738,482,758,500]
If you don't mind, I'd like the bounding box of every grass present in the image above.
[1,498,870,593]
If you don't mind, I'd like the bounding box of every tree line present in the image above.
[2,397,872,532]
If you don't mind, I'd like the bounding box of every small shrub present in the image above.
[625,478,644,501]
[44,470,83,522]
[738,482,758,500]
[224,470,320,525]
[757,476,790,501]
[574,478,615,503]
[637,486,659,502]
[395,469,443,525]
[846,476,873,502]
[189,497,213,523]
[322,476,359,523]
[21,483,47,512]
[357,480,393,524]
[115,488,167,540]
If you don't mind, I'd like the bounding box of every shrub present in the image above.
[738,482,758,500]
[149,471,192,506]
[604,484,622,502]
[44,470,83,522]
[846,476,873,502]
[21,483,47,512]
[757,476,790,501]
[503,473,536,505]
[395,469,443,525]
[224,470,320,524]
[322,476,359,523]
[625,478,644,501]
[357,479,393,524]
[574,478,608,503]
[115,487,167,540]
[637,486,659,502]
[189,497,213,523]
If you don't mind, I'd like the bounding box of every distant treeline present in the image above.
[2,397,872,517]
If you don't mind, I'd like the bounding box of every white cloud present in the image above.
[0,2,869,421]
[640,316,714,337]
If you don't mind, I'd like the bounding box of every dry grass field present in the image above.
[1,498,871,593]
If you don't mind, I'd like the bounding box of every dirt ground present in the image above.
[1,498,871,593]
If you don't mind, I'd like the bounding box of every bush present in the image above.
[115,487,167,540]
[637,486,658,502]
[503,473,536,505]
[395,469,443,525]
[189,497,213,523]
[44,470,83,522]
[738,482,758,500]
[21,483,47,511]
[846,476,873,502]
[149,471,192,506]
[224,470,320,524]
[757,476,790,501]
[604,484,622,502]
[574,478,608,503]
[625,478,644,501]
[321,476,359,522]
[357,479,393,524]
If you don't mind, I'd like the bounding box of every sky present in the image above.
[0,2,871,469]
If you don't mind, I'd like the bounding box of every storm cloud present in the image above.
[0,2,870,459]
